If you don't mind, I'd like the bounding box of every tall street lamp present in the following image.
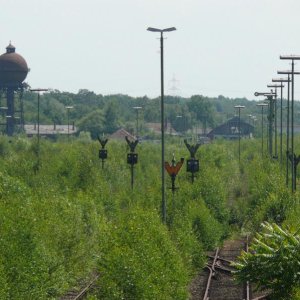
[277,73,293,186]
[272,78,287,169]
[30,88,48,170]
[65,106,74,141]
[279,55,300,191]
[133,106,142,139]
[234,105,245,163]
[267,84,281,159]
[255,92,276,158]
[256,103,269,157]
[147,26,176,224]
[278,66,300,191]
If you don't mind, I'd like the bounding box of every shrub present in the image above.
[234,222,300,299]
[97,209,189,300]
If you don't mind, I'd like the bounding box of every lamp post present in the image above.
[254,92,276,158]
[65,106,74,141]
[277,73,293,186]
[133,106,142,139]
[30,88,48,170]
[279,56,300,191]
[256,103,269,157]
[267,84,281,159]
[278,66,300,191]
[147,26,176,224]
[234,105,245,163]
[272,78,288,169]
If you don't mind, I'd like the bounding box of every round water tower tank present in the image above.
[0,43,29,87]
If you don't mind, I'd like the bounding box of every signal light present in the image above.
[97,136,108,169]
[187,159,199,173]
[125,136,139,190]
[127,153,138,165]
[184,139,201,183]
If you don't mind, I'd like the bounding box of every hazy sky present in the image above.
[1,0,300,100]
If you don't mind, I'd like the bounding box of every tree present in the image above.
[77,109,105,139]
[104,102,119,133]
[187,95,216,129]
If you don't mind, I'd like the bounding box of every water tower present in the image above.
[0,43,29,135]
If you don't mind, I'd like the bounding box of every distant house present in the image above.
[24,124,77,137]
[145,122,178,136]
[207,116,254,140]
[109,128,136,140]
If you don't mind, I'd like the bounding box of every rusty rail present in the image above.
[73,275,99,300]
[203,248,219,300]
[201,238,265,300]
[60,274,99,300]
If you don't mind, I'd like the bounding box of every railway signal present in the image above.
[125,136,139,190]
[165,154,184,225]
[97,136,108,169]
[165,155,184,193]
[184,139,200,183]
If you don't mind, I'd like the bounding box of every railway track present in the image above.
[190,238,269,300]
[60,274,99,300]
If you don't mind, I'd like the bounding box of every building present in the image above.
[24,124,77,137]
[208,116,254,140]
[109,128,136,140]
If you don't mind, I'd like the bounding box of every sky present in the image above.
[1,0,300,100]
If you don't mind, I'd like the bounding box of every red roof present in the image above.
[110,128,136,140]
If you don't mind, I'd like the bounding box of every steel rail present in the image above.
[207,255,233,264]
[203,248,219,300]
[69,275,99,300]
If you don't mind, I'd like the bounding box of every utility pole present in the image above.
[147,26,176,223]
[278,63,300,191]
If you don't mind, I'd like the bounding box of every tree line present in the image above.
[20,89,300,139]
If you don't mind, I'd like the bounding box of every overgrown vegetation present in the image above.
[0,135,230,299]
[234,222,300,299]
[0,134,298,298]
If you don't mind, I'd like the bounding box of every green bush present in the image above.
[234,222,300,299]
[97,209,189,300]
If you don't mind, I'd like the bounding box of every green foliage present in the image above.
[0,133,295,299]
[188,95,216,128]
[103,101,120,133]
[22,89,288,139]
[234,222,300,299]
[189,201,225,249]
[0,136,235,298]
[97,209,189,299]
[77,109,105,139]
